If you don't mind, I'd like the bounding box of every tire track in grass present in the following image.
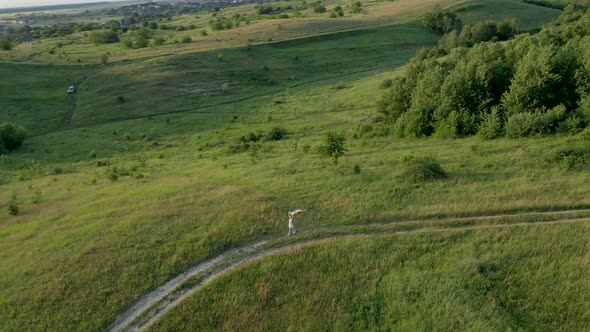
[107,209,590,332]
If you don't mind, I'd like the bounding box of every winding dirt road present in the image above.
[107,209,590,332]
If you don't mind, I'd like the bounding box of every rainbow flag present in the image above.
[289,208,307,216]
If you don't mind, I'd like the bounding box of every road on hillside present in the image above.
[107,208,590,332]
[64,75,90,125]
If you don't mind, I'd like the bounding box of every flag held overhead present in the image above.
[288,208,307,217]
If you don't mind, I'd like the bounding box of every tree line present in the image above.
[378,6,590,139]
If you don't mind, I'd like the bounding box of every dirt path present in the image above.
[64,74,91,125]
[107,209,590,332]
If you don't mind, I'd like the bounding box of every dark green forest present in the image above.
[378,6,590,139]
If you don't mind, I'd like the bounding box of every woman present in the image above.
[288,212,295,236]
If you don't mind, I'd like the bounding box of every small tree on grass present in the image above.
[181,36,192,43]
[7,193,19,216]
[0,122,26,154]
[318,131,347,164]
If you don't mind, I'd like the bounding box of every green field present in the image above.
[0,0,588,330]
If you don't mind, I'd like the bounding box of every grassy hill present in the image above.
[152,222,590,331]
[0,0,587,330]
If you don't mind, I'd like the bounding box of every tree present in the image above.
[89,31,106,44]
[318,131,347,164]
[149,22,158,30]
[100,54,109,64]
[502,45,577,115]
[89,31,119,44]
[423,8,461,34]
[349,1,362,14]
[471,21,497,43]
[0,122,26,153]
[153,36,166,46]
[0,37,12,51]
[134,35,149,48]
[313,5,326,14]
[181,35,192,43]
[332,5,344,17]
[7,193,19,216]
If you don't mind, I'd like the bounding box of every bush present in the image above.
[349,1,362,14]
[134,35,149,48]
[7,193,19,216]
[580,127,590,141]
[478,107,504,139]
[0,122,26,153]
[505,105,567,138]
[313,5,326,13]
[401,156,447,183]
[379,79,393,89]
[265,127,288,141]
[505,112,536,138]
[423,8,461,34]
[240,132,262,143]
[153,37,166,46]
[547,146,590,170]
[0,37,12,51]
[318,131,347,164]
[89,31,119,44]
[353,164,361,174]
[181,36,192,43]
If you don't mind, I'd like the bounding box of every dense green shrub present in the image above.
[0,37,12,51]
[353,164,361,174]
[505,105,567,138]
[89,31,120,45]
[349,1,362,14]
[265,127,288,141]
[505,112,538,138]
[547,146,590,170]
[423,8,461,34]
[313,5,326,14]
[478,107,504,139]
[240,132,262,143]
[0,122,26,153]
[401,156,447,183]
[153,36,166,46]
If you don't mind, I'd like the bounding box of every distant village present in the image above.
[0,0,282,47]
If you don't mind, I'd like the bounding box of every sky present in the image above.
[0,0,129,9]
